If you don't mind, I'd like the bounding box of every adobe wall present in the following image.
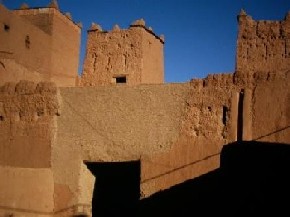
[0,81,59,168]
[49,9,81,85]
[0,5,81,87]
[55,79,239,199]
[57,84,190,162]
[0,72,288,215]
[236,10,290,73]
[0,6,289,216]
[52,84,189,208]
[140,26,164,84]
[0,80,92,217]
[0,59,49,84]
[0,81,59,216]
[81,26,144,86]
[13,8,54,35]
[80,20,164,86]
[0,167,54,217]
[0,5,52,78]
[251,71,290,142]
[141,73,240,196]
[14,7,82,86]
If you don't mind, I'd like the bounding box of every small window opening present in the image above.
[222,106,228,125]
[4,24,10,32]
[115,76,127,84]
[0,116,4,121]
[25,35,30,49]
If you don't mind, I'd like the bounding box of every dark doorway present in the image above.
[86,161,140,217]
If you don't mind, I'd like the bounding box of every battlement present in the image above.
[81,18,164,86]
[236,10,290,73]
[0,5,289,217]
[13,5,82,34]
[237,10,290,39]
[129,19,165,43]
[87,18,164,43]
[0,0,82,87]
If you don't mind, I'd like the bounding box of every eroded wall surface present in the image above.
[251,72,290,142]
[50,84,190,214]
[1,68,289,216]
[55,80,239,198]
[236,10,290,73]
[80,20,164,86]
[141,73,241,196]
[0,81,58,216]
[81,27,143,86]
[0,6,289,217]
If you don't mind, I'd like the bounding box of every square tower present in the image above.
[12,0,81,86]
[80,19,164,86]
[236,10,290,73]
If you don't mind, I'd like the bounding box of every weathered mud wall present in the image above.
[0,5,81,87]
[56,80,238,198]
[0,81,58,216]
[251,71,290,143]
[81,27,144,86]
[80,20,164,86]
[0,5,52,80]
[14,7,81,86]
[236,10,290,73]
[141,73,239,196]
[0,6,289,217]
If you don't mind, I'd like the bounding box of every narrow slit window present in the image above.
[25,35,30,49]
[222,106,228,125]
[4,24,10,32]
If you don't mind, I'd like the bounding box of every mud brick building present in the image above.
[0,1,289,216]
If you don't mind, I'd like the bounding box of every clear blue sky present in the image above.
[4,0,290,82]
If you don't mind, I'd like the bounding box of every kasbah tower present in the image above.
[0,0,289,217]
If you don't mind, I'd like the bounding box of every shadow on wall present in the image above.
[86,142,290,216]
[139,141,290,216]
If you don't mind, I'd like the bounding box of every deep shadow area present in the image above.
[86,161,140,217]
[139,141,290,216]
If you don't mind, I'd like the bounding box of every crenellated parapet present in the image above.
[236,9,290,73]
[13,1,82,33]
[129,18,165,43]
[87,18,164,43]
[81,18,165,86]
[1,0,83,86]
[190,68,288,92]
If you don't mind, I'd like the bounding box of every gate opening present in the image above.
[86,161,140,217]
